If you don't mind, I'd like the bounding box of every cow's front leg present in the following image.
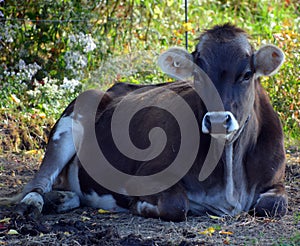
[132,184,189,222]
[20,110,78,212]
[254,184,288,217]
[19,102,83,214]
[20,90,105,214]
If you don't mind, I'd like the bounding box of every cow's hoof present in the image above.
[43,191,80,213]
[20,192,44,213]
[14,192,44,219]
[15,203,42,219]
[254,192,287,217]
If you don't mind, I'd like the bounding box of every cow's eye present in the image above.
[243,71,252,81]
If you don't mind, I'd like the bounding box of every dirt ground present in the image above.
[0,149,299,246]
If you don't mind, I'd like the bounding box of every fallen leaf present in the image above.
[219,230,233,235]
[25,150,38,155]
[98,209,110,214]
[7,229,19,235]
[81,216,91,221]
[208,214,224,221]
[39,113,46,119]
[223,237,231,245]
[0,218,11,223]
[199,227,215,236]
[207,227,215,233]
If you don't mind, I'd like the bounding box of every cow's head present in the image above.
[158,24,284,142]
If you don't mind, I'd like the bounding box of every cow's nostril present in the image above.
[225,114,232,128]
[225,114,230,123]
[204,115,211,131]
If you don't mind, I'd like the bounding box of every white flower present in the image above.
[83,34,97,52]
[60,77,81,93]
[69,34,76,43]
[7,60,42,83]
[26,89,41,97]
[0,24,16,43]
[18,59,26,70]
[68,32,97,52]
[64,51,87,70]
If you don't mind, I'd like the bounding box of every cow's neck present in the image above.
[224,144,235,206]
[223,114,258,211]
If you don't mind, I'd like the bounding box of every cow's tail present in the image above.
[0,193,23,205]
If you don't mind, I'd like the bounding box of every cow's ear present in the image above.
[254,45,285,76]
[158,47,194,80]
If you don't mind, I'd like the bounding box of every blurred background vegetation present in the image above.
[0,0,299,153]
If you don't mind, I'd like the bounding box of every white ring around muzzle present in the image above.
[202,111,239,140]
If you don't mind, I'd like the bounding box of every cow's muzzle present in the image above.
[202,111,239,140]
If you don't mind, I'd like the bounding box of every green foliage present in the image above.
[0,0,299,151]
[294,212,300,224]
[260,28,300,141]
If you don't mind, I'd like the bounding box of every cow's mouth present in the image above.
[201,111,240,141]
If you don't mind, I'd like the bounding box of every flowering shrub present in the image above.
[0,1,93,116]
[68,32,97,53]
[25,78,81,114]
[64,33,97,77]
[5,59,41,84]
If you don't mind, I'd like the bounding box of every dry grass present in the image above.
[0,151,299,245]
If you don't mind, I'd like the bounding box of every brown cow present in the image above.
[1,24,287,222]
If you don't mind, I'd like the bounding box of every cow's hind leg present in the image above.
[254,184,288,217]
[42,190,80,213]
[132,185,189,222]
